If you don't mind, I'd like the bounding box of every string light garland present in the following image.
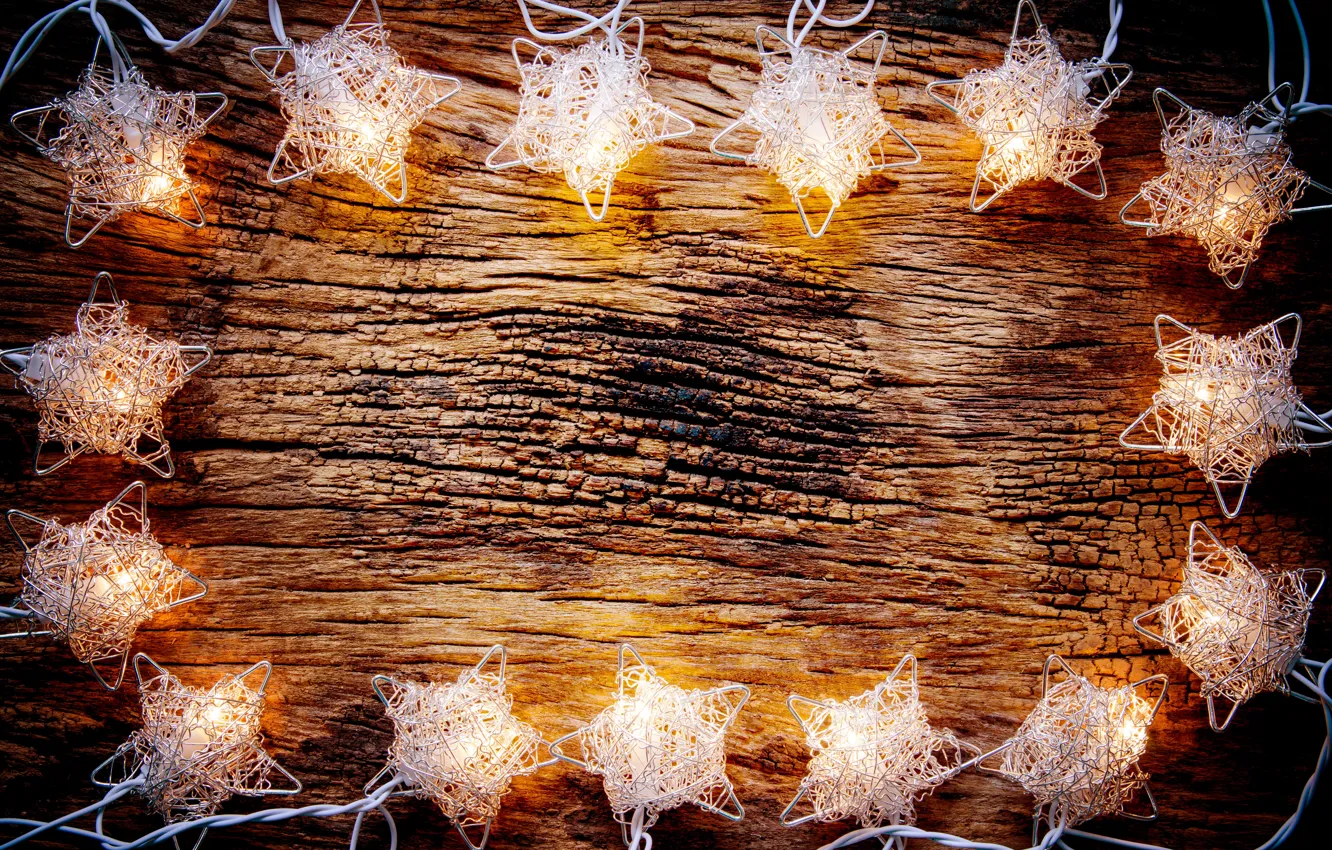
[7,36,225,247]
[1119,0,1331,287]
[0,272,212,478]
[926,0,1132,211]
[549,644,749,849]
[1134,521,1325,731]
[709,0,919,238]
[364,646,553,850]
[90,654,302,831]
[1,481,206,690]
[486,0,695,222]
[1119,313,1332,519]
[782,654,974,847]
[250,0,461,204]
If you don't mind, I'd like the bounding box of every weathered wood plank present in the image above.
[0,1,1329,849]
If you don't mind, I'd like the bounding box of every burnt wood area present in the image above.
[0,1,1330,849]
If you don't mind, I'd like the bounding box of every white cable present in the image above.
[0,0,237,91]
[816,822,1066,850]
[1262,0,1332,121]
[1100,0,1125,62]
[267,0,287,45]
[786,1,875,48]
[516,0,631,42]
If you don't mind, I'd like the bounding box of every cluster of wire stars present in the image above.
[94,655,299,823]
[1121,87,1313,288]
[783,655,971,838]
[1136,521,1325,731]
[11,53,226,247]
[4,481,205,690]
[1120,313,1332,518]
[0,273,210,477]
[927,0,1130,211]
[550,646,748,840]
[370,646,547,850]
[991,657,1165,829]
[252,0,460,204]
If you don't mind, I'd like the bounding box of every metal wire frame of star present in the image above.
[1,0,1328,256]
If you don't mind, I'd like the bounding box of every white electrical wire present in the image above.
[1262,0,1331,121]
[816,821,1067,850]
[0,0,237,91]
[516,0,631,42]
[1100,0,1125,62]
[786,1,875,48]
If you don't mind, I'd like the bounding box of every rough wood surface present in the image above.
[0,2,1330,849]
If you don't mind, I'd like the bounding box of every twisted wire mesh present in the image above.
[500,36,682,201]
[107,665,283,822]
[15,498,191,666]
[739,42,894,209]
[1142,317,1308,500]
[18,65,216,234]
[952,27,1117,200]
[267,22,455,197]
[570,658,742,829]
[1152,525,1317,711]
[1134,101,1309,283]
[791,673,968,829]
[16,300,193,470]
[378,670,544,826]
[997,670,1154,827]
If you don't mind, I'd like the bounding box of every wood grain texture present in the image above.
[0,1,1330,849]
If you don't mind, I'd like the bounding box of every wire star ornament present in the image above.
[486,14,695,222]
[710,20,919,238]
[977,656,1167,829]
[1120,85,1330,288]
[250,0,461,204]
[1119,313,1332,518]
[550,645,749,846]
[926,0,1131,212]
[92,655,301,829]
[781,655,974,847]
[366,646,552,850]
[1134,521,1325,732]
[1,272,211,478]
[9,40,227,248]
[1,481,205,690]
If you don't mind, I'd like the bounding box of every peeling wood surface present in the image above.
[0,1,1330,849]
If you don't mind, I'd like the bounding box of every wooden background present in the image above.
[1,1,1329,848]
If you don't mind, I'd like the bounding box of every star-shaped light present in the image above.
[979,656,1167,828]
[1120,85,1328,288]
[710,25,918,238]
[367,646,550,850]
[92,655,301,823]
[926,0,1131,211]
[1119,313,1332,518]
[486,17,695,222]
[782,655,972,845]
[10,59,226,247]
[2,481,205,690]
[250,0,461,203]
[1134,521,1324,732]
[549,645,748,845]
[0,272,211,478]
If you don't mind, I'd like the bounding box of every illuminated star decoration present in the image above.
[979,656,1167,829]
[2,481,206,690]
[1134,521,1325,732]
[1120,85,1329,288]
[926,0,1131,211]
[9,45,227,248]
[367,646,550,850]
[1119,313,1332,519]
[549,645,748,846]
[0,272,211,478]
[250,0,461,203]
[486,15,695,222]
[710,18,920,238]
[92,655,301,824]
[782,655,973,847]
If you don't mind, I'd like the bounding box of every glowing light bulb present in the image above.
[182,700,231,759]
